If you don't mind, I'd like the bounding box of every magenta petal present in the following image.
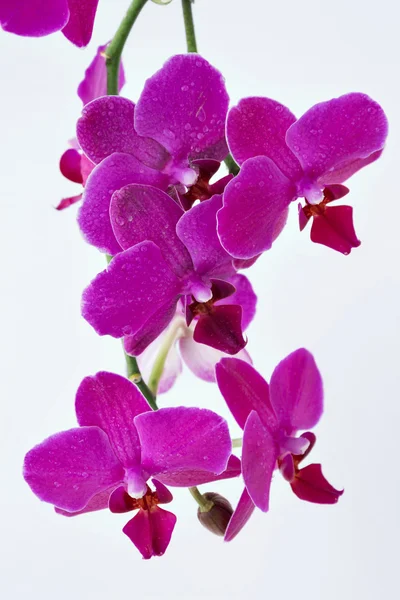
[193,305,246,355]
[215,274,257,330]
[242,411,278,512]
[23,427,124,512]
[310,205,361,255]
[135,407,231,478]
[134,54,229,162]
[110,184,192,277]
[122,299,180,356]
[320,150,383,185]
[224,487,255,542]
[77,43,125,105]
[152,479,173,504]
[60,149,83,184]
[55,485,116,517]
[0,0,69,37]
[82,242,183,339]
[123,507,176,559]
[218,156,295,259]
[269,348,323,432]
[75,372,149,468]
[179,334,252,383]
[62,0,99,47]
[56,194,82,211]
[109,486,135,513]
[79,153,169,255]
[291,464,344,504]
[176,194,235,279]
[227,97,302,179]
[77,96,169,168]
[286,93,388,181]
[155,454,241,487]
[216,358,278,432]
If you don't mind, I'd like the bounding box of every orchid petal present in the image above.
[82,242,183,339]
[60,149,83,184]
[269,348,323,432]
[56,194,82,211]
[227,97,302,179]
[155,455,241,487]
[134,54,229,163]
[286,93,388,182]
[310,205,361,255]
[218,156,295,259]
[224,487,255,542]
[62,0,99,47]
[77,96,169,168]
[23,427,124,512]
[215,274,257,330]
[135,407,231,478]
[320,150,383,185]
[216,358,278,431]
[242,411,278,512]
[77,43,125,105]
[123,507,176,559]
[55,485,117,517]
[75,372,149,468]
[180,332,251,383]
[0,0,69,37]
[176,194,235,278]
[152,479,173,504]
[291,464,344,504]
[193,305,246,355]
[109,486,135,514]
[110,184,192,277]
[79,153,169,255]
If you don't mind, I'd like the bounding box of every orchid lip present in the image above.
[297,179,324,205]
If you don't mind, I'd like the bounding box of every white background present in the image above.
[0,1,399,598]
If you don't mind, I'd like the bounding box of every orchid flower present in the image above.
[76,54,229,255]
[83,188,251,355]
[0,0,99,47]
[24,371,239,558]
[217,93,388,255]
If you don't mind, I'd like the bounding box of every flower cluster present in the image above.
[7,3,387,561]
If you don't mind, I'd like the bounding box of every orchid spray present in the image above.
[2,0,388,559]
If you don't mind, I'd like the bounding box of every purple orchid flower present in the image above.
[217,94,388,255]
[23,371,240,559]
[0,0,99,47]
[83,186,250,355]
[134,273,256,393]
[76,54,229,255]
[215,349,343,537]
[57,44,126,211]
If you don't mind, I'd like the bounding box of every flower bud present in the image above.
[197,492,233,537]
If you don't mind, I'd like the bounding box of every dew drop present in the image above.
[196,107,206,122]
[181,85,189,92]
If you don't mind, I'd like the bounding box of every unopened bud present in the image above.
[197,492,233,537]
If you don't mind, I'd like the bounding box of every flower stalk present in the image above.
[148,318,186,395]
[181,0,197,53]
[188,486,214,512]
[105,0,149,95]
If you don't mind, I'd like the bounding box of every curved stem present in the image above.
[181,0,198,52]
[189,486,214,512]
[232,437,243,448]
[224,154,240,176]
[148,318,186,396]
[105,0,149,95]
[125,352,158,410]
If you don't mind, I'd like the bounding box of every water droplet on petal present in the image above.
[196,107,206,122]
[181,85,189,92]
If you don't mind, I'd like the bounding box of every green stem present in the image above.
[148,318,186,395]
[232,437,243,448]
[224,154,240,176]
[125,352,158,410]
[181,0,198,52]
[188,486,214,512]
[105,0,149,95]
